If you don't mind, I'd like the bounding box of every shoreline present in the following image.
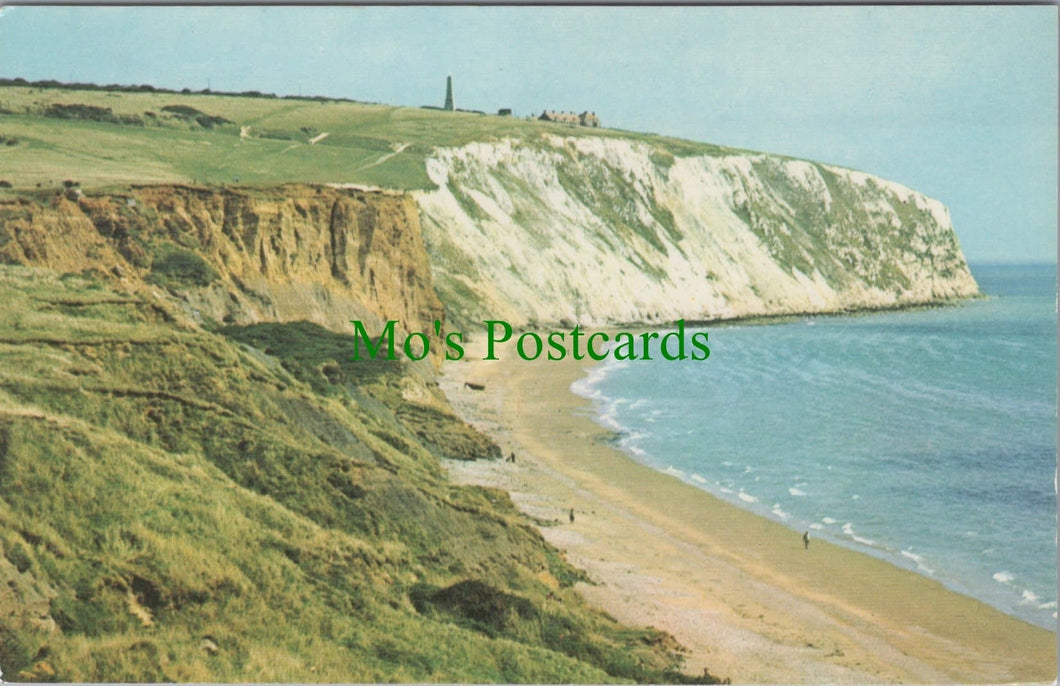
[440,341,1057,684]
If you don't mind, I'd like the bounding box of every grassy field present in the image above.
[0,83,741,192]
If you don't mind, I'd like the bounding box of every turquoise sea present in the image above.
[573,264,1057,630]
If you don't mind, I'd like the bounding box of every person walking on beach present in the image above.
[803,531,810,550]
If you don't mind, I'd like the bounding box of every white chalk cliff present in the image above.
[414,134,978,328]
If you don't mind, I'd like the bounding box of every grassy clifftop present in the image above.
[0,83,733,192]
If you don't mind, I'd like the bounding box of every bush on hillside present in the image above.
[147,245,219,288]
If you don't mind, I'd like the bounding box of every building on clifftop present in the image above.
[538,110,600,127]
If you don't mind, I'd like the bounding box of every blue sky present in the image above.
[1,5,1055,263]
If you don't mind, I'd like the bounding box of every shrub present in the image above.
[148,245,219,287]
[161,104,232,128]
[43,103,114,121]
[160,104,203,118]
[41,103,142,126]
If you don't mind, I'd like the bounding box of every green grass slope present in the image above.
[0,266,723,683]
[0,83,737,192]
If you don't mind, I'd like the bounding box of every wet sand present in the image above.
[440,341,1057,684]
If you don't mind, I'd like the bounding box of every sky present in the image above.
[0,5,1056,264]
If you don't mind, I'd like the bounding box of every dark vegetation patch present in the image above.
[42,103,143,126]
[159,104,232,129]
[220,321,400,392]
[146,244,219,288]
[412,579,539,636]
[411,579,727,683]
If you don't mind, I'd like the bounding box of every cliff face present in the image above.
[0,136,979,336]
[0,185,443,339]
[414,135,978,328]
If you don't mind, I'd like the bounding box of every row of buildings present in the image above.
[536,110,600,128]
[441,76,600,128]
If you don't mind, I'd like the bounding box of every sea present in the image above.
[572,264,1057,630]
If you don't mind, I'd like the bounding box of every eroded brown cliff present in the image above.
[0,184,443,342]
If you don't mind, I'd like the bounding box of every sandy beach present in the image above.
[440,340,1057,684]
